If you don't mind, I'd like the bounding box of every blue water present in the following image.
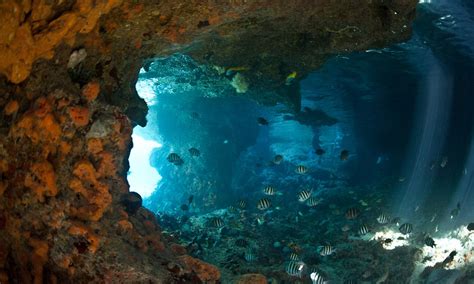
[129,1,474,282]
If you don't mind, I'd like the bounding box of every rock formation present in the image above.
[0,0,417,282]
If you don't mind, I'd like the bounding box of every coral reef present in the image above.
[0,0,418,282]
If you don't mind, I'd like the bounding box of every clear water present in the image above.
[129,1,474,282]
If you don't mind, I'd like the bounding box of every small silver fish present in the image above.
[450,202,461,219]
[440,156,448,168]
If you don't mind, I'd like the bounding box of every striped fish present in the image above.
[244,249,256,262]
[358,224,370,235]
[289,252,300,261]
[228,205,237,213]
[235,238,248,247]
[345,207,360,220]
[167,153,183,165]
[211,217,224,228]
[399,223,413,235]
[263,185,276,195]
[377,213,389,224]
[310,271,326,284]
[295,165,308,174]
[257,198,271,210]
[237,200,247,209]
[188,147,200,157]
[286,261,305,278]
[297,190,311,202]
[306,197,321,207]
[319,245,334,256]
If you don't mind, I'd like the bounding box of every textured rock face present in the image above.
[0,0,417,282]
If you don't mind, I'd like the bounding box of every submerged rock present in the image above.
[121,192,143,215]
[235,273,267,284]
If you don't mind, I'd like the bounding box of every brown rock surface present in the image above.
[178,255,221,283]
[235,273,268,284]
[0,0,418,282]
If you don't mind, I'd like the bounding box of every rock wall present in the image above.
[0,0,417,282]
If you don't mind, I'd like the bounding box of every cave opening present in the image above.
[127,75,162,201]
[124,2,474,278]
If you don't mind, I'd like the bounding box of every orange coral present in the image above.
[59,141,72,155]
[48,207,66,230]
[68,224,100,254]
[28,238,49,284]
[144,235,164,253]
[0,159,7,172]
[4,100,19,115]
[69,160,112,221]
[0,0,124,83]
[57,255,72,270]
[73,160,97,182]
[111,118,132,152]
[87,138,103,154]
[97,151,116,177]
[60,141,72,156]
[117,219,133,232]
[178,255,220,283]
[0,160,7,196]
[134,38,142,49]
[24,161,58,202]
[56,97,71,109]
[33,97,52,117]
[143,220,156,233]
[68,106,90,127]
[0,182,6,197]
[82,82,100,102]
[170,243,187,256]
[13,112,61,146]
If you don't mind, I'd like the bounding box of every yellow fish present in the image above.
[285,71,297,85]
[287,71,297,79]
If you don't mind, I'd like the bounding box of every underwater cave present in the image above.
[1,0,474,283]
